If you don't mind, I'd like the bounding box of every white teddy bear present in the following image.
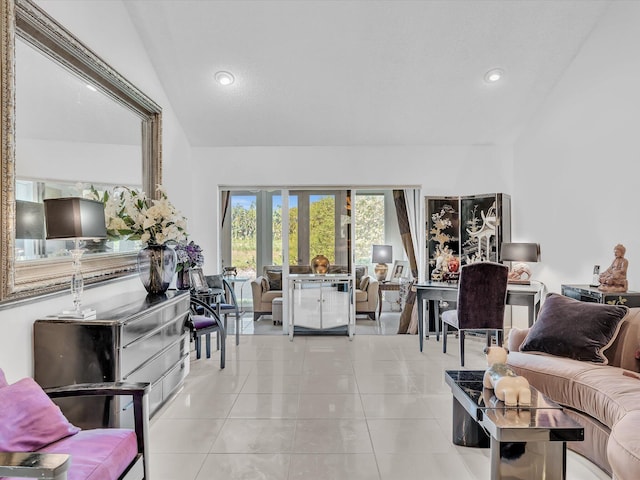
[483,346,532,407]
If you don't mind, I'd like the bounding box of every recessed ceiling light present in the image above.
[215,71,235,86]
[484,68,504,83]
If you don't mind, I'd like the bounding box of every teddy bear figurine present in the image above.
[483,346,532,407]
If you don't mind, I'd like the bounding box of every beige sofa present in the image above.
[507,304,640,479]
[251,265,379,321]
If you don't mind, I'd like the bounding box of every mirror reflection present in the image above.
[14,36,143,262]
[15,179,142,261]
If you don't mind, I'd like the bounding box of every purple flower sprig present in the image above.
[175,241,204,272]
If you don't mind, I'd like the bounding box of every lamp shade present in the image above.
[15,200,45,239]
[372,244,392,264]
[500,242,540,263]
[44,197,107,240]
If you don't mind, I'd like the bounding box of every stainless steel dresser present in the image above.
[34,290,191,429]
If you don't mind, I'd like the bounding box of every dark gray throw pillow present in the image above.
[266,270,282,290]
[520,293,628,364]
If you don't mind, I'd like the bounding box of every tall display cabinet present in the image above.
[425,193,511,281]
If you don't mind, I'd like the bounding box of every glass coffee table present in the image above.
[445,370,584,480]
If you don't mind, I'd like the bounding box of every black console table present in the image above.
[34,290,191,429]
[561,284,640,308]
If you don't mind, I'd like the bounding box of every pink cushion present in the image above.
[0,377,80,451]
[0,368,7,388]
[40,429,138,480]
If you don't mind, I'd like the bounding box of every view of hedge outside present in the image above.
[230,193,385,277]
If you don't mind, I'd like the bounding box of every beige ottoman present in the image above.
[272,297,283,325]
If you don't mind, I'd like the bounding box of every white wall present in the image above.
[0,1,193,382]
[18,139,141,186]
[190,145,514,275]
[514,1,640,294]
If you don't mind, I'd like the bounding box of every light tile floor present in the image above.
[149,315,611,480]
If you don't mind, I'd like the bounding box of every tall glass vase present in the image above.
[176,268,191,290]
[137,244,176,295]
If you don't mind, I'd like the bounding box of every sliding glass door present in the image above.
[220,187,415,316]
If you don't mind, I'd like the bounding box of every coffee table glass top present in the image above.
[445,370,584,442]
[445,370,562,413]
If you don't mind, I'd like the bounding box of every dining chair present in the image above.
[206,275,241,346]
[441,261,509,367]
[187,297,225,369]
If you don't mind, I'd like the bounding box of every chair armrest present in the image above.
[252,276,267,290]
[251,277,268,305]
[44,382,150,399]
[0,452,70,480]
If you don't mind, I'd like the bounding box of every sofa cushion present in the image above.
[607,410,640,480]
[360,275,370,291]
[520,293,628,363]
[262,291,282,304]
[0,377,80,451]
[0,368,7,388]
[41,428,138,480]
[355,265,366,284]
[355,289,368,303]
[572,368,640,429]
[261,277,270,292]
[265,270,282,290]
[508,350,640,430]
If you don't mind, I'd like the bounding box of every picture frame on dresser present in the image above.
[189,268,208,293]
[391,260,409,280]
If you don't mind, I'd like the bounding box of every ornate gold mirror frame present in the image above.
[1,0,162,302]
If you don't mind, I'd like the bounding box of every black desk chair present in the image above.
[206,275,241,346]
[187,297,225,369]
[441,262,509,367]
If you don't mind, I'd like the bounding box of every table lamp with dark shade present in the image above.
[15,200,45,239]
[44,197,107,318]
[372,244,392,282]
[500,242,541,285]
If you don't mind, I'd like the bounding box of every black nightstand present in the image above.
[561,284,640,308]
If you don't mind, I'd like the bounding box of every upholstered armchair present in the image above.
[251,274,284,321]
[0,367,150,480]
[355,275,379,320]
[251,265,379,321]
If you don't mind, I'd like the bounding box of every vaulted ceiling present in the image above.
[127,2,611,147]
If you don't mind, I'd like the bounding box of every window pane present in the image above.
[309,194,335,263]
[355,194,385,264]
[231,195,256,274]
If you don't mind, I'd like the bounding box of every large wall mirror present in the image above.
[1,0,162,302]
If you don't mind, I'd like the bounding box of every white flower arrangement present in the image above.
[91,185,188,246]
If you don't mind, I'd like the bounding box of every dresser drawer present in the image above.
[121,315,189,374]
[122,295,189,346]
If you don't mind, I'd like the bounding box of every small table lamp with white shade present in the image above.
[43,197,107,318]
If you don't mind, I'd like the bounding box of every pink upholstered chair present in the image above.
[0,368,150,480]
